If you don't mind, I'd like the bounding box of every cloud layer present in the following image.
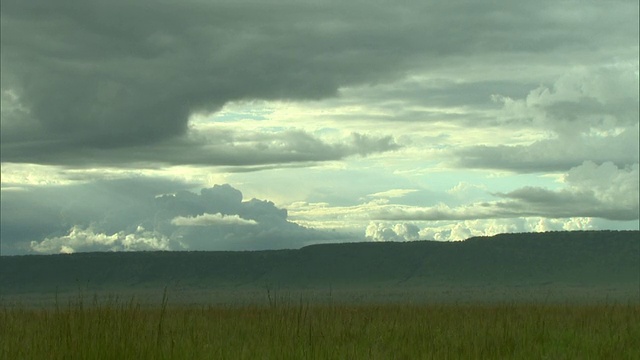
[374,162,639,221]
[3,0,637,167]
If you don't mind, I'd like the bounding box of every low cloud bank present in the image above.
[30,226,171,254]
[1,181,358,255]
[366,217,596,243]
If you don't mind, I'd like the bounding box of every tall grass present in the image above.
[1,295,638,359]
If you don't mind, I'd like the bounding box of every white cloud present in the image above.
[367,189,419,199]
[30,226,172,254]
[366,217,597,242]
[365,222,421,242]
[418,217,595,241]
[494,63,639,136]
[171,213,258,226]
[452,63,639,173]
[564,161,639,210]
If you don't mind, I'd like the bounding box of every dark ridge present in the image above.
[1,230,638,301]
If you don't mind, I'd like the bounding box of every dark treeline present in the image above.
[1,231,638,296]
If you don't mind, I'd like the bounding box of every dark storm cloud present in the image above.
[1,179,357,255]
[3,0,635,165]
[1,128,399,167]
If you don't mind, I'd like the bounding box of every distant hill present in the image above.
[1,231,638,304]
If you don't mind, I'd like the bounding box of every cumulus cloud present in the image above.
[453,64,639,172]
[29,226,172,254]
[365,217,598,242]
[1,178,358,254]
[365,222,420,242]
[565,161,639,205]
[494,64,639,135]
[418,217,595,242]
[171,213,257,226]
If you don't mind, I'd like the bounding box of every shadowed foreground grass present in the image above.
[1,296,639,359]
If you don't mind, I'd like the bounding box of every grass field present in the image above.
[2,293,639,360]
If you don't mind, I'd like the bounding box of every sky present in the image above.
[1,0,638,255]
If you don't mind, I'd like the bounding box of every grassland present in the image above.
[2,294,639,359]
[2,231,638,358]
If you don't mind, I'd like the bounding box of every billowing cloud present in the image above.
[364,217,597,243]
[494,64,639,134]
[30,226,172,254]
[417,217,595,242]
[171,213,257,226]
[2,179,359,255]
[453,64,639,172]
[365,222,420,242]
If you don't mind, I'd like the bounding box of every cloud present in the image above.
[374,161,639,222]
[365,222,420,242]
[365,216,599,242]
[171,213,257,226]
[453,127,639,172]
[417,217,596,242]
[493,64,639,135]
[1,176,189,254]
[451,63,639,173]
[367,189,419,199]
[1,126,399,167]
[1,178,359,254]
[30,226,172,254]
[0,0,427,163]
[2,0,636,166]
[446,182,489,200]
[1,0,638,255]
[495,161,639,220]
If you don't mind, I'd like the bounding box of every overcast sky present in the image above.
[1,0,638,255]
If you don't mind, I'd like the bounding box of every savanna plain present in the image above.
[2,231,638,359]
[2,292,639,359]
